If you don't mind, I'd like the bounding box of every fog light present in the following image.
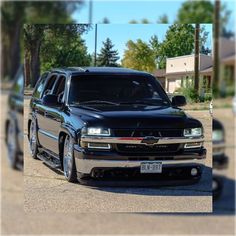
[88,143,111,150]
[184,142,202,148]
[191,168,198,176]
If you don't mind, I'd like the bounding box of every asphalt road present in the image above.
[1,93,235,234]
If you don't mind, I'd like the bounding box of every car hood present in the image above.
[70,105,202,129]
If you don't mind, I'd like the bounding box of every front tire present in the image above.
[29,119,39,159]
[6,120,18,169]
[63,135,77,183]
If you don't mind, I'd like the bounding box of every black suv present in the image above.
[28,67,206,185]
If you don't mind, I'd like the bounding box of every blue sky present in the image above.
[72,0,234,62]
[81,24,213,62]
[73,0,235,26]
[73,1,183,24]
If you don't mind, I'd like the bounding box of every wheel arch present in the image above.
[58,125,79,170]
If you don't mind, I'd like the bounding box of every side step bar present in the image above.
[37,151,61,169]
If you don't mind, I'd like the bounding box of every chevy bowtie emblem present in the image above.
[141,136,159,145]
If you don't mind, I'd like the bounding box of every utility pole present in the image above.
[213,0,220,94]
[194,23,200,93]
[94,24,97,66]
[89,0,93,24]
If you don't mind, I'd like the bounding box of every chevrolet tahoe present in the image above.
[28,67,206,185]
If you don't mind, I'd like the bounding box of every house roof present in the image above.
[156,66,213,77]
[200,66,213,74]
[221,53,235,64]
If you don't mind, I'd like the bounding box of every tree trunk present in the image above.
[194,23,200,93]
[213,0,220,94]
[24,50,31,87]
[1,34,10,79]
[9,21,21,79]
[30,41,41,87]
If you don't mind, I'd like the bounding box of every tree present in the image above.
[149,35,161,67]
[40,25,92,72]
[1,1,83,80]
[177,0,214,23]
[176,0,233,37]
[24,25,45,86]
[129,19,151,24]
[24,24,91,86]
[1,2,27,79]
[157,14,168,23]
[97,38,120,67]
[200,45,211,55]
[102,17,110,24]
[157,24,195,68]
[121,39,156,73]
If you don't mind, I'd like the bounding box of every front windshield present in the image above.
[68,75,170,106]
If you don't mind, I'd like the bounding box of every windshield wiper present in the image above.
[119,100,166,106]
[77,100,120,106]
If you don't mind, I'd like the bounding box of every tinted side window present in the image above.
[42,74,58,97]
[32,72,48,99]
[53,76,66,96]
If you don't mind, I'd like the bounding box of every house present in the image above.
[154,37,235,95]
[155,54,213,93]
[219,37,235,94]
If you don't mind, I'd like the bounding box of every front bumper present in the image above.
[75,135,206,176]
[75,157,205,175]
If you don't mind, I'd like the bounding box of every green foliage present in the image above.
[121,39,157,73]
[156,24,195,68]
[24,24,91,86]
[176,87,200,103]
[1,1,83,79]
[40,27,92,71]
[177,0,233,38]
[157,14,168,23]
[97,38,120,67]
[177,0,214,23]
[129,19,151,24]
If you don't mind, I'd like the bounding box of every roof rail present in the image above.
[69,67,89,72]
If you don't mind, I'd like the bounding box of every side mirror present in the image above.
[172,95,187,107]
[42,94,61,107]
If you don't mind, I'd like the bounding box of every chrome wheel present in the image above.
[7,120,17,166]
[63,136,73,179]
[29,120,37,156]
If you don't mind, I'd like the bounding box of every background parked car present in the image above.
[5,66,24,170]
[212,118,229,199]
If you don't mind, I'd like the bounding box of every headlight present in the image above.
[82,127,111,136]
[213,130,224,142]
[184,128,202,137]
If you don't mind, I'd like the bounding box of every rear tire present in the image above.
[6,120,18,169]
[29,119,39,159]
[63,135,77,183]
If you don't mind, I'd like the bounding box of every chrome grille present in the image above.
[116,143,180,155]
[113,129,183,137]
